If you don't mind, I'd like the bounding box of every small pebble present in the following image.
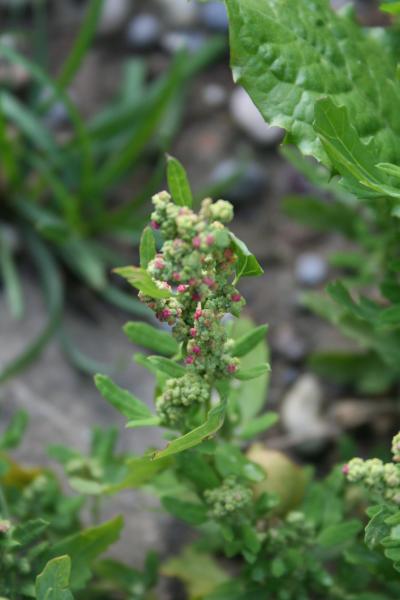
[230,87,285,146]
[162,31,206,54]
[98,0,132,35]
[202,83,227,108]
[200,1,229,31]
[210,159,268,205]
[156,0,199,27]
[126,14,161,49]
[281,374,332,455]
[295,253,327,286]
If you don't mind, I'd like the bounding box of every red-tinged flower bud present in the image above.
[193,236,201,248]
[342,464,349,476]
[154,259,165,270]
[227,363,237,374]
[172,272,181,281]
[190,328,197,337]
[192,345,201,355]
[192,292,202,301]
[186,356,194,365]
[189,278,197,286]
[231,293,241,302]
[161,308,171,319]
[177,284,187,293]
[194,308,202,320]
[206,234,215,246]
[151,220,160,230]
[203,276,215,287]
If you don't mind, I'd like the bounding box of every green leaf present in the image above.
[0,228,24,319]
[235,363,270,381]
[46,517,123,590]
[104,455,170,494]
[377,162,400,180]
[314,98,400,199]
[0,232,63,384]
[365,506,391,549]
[166,155,193,207]
[0,410,28,450]
[230,317,270,423]
[377,305,400,327]
[139,227,157,269]
[232,324,268,357]
[239,412,278,440]
[317,519,362,548]
[215,444,265,482]
[380,1,400,13]
[147,356,186,378]
[123,322,179,356]
[229,232,263,281]
[36,556,74,600]
[113,266,171,299]
[161,497,208,525]
[152,401,227,460]
[15,519,49,545]
[162,546,228,599]
[225,0,400,167]
[56,0,104,91]
[0,91,60,165]
[94,374,154,420]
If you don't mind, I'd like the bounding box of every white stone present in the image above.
[230,86,284,145]
[98,0,132,35]
[156,0,199,27]
[281,374,332,453]
[295,253,327,286]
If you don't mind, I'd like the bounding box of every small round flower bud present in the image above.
[204,476,252,519]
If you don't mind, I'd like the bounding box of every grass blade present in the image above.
[0,228,24,319]
[0,232,63,384]
[56,0,104,91]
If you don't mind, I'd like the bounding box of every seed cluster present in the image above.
[343,432,400,504]
[204,476,253,518]
[139,192,246,426]
[156,374,211,428]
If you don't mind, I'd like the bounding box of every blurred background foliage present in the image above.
[0,0,225,381]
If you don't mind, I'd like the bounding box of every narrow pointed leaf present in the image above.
[94,374,153,420]
[113,266,171,299]
[167,155,193,207]
[123,322,179,356]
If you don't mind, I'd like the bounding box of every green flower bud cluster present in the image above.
[344,433,400,504]
[142,192,245,382]
[156,373,211,428]
[266,511,315,552]
[204,476,253,519]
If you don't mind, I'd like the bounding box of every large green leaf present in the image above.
[36,556,74,600]
[225,0,400,167]
[314,98,400,198]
